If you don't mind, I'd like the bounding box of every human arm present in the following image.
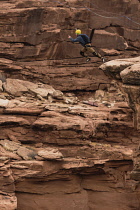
[68,35,81,43]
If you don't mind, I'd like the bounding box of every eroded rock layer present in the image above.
[0,0,140,209]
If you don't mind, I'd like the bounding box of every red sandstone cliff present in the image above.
[0,0,140,209]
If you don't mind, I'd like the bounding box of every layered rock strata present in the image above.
[100,56,140,210]
[100,56,140,130]
[0,0,140,209]
[0,0,140,90]
[0,77,139,209]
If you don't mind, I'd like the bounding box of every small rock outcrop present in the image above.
[100,56,140,129]
[100,55,140,210]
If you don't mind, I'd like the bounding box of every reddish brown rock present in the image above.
[120,63,140,85]
[0,159,17,210]
[0,0,140,209]
[101,56,140,129]
[0,116,30,126]
[4,107,43,115]
[38,147,63,160]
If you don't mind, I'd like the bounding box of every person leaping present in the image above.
[68,29,105,62]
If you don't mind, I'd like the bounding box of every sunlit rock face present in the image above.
[100,56,140,210]
[100,56,140,130]
[0,0,140,210]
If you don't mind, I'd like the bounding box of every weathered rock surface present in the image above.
[0,0,140,210]
[120,64,140,85]
[0,77,139,209]
[100,56,140,130]
[0,0,140,91]
[38,148,63,160]
[100,56,140,210]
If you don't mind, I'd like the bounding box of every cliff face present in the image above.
[1,0,140,91]
[0,0,140,210]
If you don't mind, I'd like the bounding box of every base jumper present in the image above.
[68,29,105,62]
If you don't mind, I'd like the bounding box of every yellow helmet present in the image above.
[75,29,81,35]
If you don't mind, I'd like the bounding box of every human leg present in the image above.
[87,46,101,58]
[87,46,105,62]
[80,47,87,57]
[80,47,91,61]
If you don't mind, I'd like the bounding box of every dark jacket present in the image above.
[70,34,91,47]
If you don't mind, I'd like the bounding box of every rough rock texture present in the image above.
[0,80,140,210]
[100,56,140,210]
[0,0,140,210]
[100,56,140,130]
[1,0,140,91]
